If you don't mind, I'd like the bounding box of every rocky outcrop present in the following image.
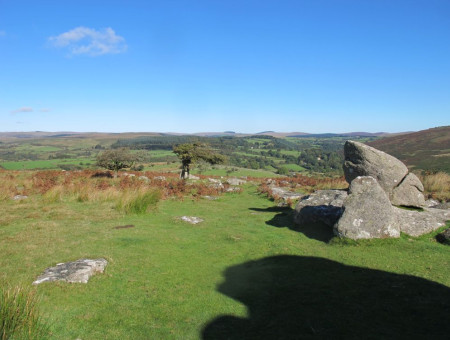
[343,141,425,207]
[293,141,449,240]
[33,258,107,285]
[334,177,400,239]
[294,190,347,227]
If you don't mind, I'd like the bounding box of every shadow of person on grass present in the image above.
[250,207,334,243]
[202,255,450,340]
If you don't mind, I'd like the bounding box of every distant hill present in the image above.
[367,126,450,173]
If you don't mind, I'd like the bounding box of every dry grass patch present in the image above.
[419,172,450,202]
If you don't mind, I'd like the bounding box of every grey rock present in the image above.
[202,195,219,200]
[154,176,166,181]
[208,183,224,190]
[226,177,247,186]
[138,176,150,182]
[270,186,303,200]
[334,176,400,239]
[12,195,28,201]
[188,174,200,180]
[208,178,221,184]
[393,207,450,237]
[433,202,450,210]
[226,187,241,192]
[294,190,348,227]
[343,141,408,196]
[391,173,425,207]
[436,228,450,245]
[425,199,440,208]
[33,258,107,285]
[180,216,204,224]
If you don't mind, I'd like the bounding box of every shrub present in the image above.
[115,189,162,215]
[0,284,49,340]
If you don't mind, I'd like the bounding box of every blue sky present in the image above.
[0,0,449,133]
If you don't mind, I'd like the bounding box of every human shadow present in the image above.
[202,255,450,339]
[250,207,334,243]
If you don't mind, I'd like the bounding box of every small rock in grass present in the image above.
[33,258,107,285]
[202,196,219,200]
[180,216,204,224]
[12,195,28,201]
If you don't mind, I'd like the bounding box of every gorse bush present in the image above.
[0,285,49,340]
[115,189,162,214]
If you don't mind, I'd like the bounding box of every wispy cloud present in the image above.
[0,30,6,37]
[40,108,51,112]
[48,27,127,56]
[11,107,33,114]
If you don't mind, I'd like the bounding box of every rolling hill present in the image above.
[367,126,450,173]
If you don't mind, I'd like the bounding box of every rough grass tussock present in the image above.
[0,284,49,340]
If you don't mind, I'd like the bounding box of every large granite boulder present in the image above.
[294,190,347,227]
[343,141,425,207]
[33,258,107,285]
[334,176,400,239]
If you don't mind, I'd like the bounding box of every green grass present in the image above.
[0,158,95,170]
[0,185,449,339]
[193,166,279,178]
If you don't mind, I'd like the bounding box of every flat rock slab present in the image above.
[12,195,28,201]
[180,216,204,224]
[33,258,107,285]
[393,207,450,237]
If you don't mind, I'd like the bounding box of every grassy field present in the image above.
[1,170,449,339]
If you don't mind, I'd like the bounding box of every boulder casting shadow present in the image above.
[250,207,334,243]
[202,256,450,339]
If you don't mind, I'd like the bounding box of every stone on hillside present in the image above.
[180,216,204,224]
[154,176,166,181]
[208,178,221,184]
[33,258,107,285]
[436,228,450,245]
[138,176,150,182]
[188,174,200,180]
[12,195,28,201]
[391,173,425,207]
[393,206,450,237]
[294,190,347,227]
[226,177,247,186]
[343,141,408,196]
[425,199,440,208]
[343,141,425,207]
[433,202,450,210]
[334,176,400,239]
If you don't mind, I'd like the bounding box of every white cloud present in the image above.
[0,30,6,37]
[40,108,51,112]
[11,107,33,114]
[48,27,127,56]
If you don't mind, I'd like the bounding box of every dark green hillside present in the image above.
[367,126,450,173]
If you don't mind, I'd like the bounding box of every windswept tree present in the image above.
[173,143,226,179]
[96,148,142,178]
